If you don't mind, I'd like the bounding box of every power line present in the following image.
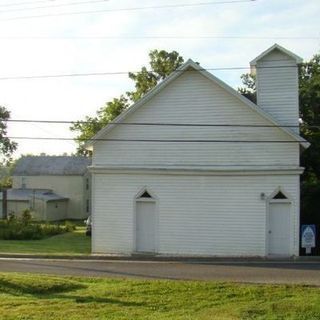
[7,119,304,128]
[0,35,317,40]
[8,136,305,143]
[0,0,109,14]
[0,0,256,21]
[0,0,63,8]
[0,64,300,80]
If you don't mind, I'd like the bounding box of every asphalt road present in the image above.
[0,258,320,285]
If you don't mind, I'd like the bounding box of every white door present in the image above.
[268,202,291,256]
[136,201,156,253]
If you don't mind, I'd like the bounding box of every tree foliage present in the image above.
[70,95,129,155]
[71,50,184,155]
[239,53,320,224]
[0,106,17,165]
[299,54,320,224]
[238,73,256,103]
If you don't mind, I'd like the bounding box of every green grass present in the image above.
[0,227,91,255]
[0,273,319,319]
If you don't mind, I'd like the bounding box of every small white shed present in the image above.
[87,44,309,257]
[0,189,69,221]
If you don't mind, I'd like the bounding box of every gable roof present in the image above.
[86,59,309,149]
[250,43,303,66]
[13,156,91,176]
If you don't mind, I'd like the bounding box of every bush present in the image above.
[0,223,43,240]
[8,213,16,222]
[21,209,32,225]
[41,223,65,237]
[64,221,76,232]
[0,219,72,240]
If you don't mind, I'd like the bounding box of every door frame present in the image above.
[265,187,293,256]
[133,187,159,253]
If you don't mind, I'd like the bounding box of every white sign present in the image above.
[301,225,316,248]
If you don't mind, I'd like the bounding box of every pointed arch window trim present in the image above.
[140,191,152,198]
[267,187,292,203]
[135,187,157,201]
[273,191,287,199]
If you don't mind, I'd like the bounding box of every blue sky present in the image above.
[0,0,319,158]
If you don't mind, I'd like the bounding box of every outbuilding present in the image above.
[0,188,68,221]
[12,156,91,220]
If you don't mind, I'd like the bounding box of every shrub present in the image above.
[64,221,76,232]
[0,219,72,240]
[21,209,32,225]
[8,213,16,222]
[41,223,65,237]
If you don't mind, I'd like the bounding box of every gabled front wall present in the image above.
[93,71,299,168]
[92,172,300,256]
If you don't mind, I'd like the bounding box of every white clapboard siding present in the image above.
[92,173,299,256]
[256,49,299,131]
[93,70,299,167]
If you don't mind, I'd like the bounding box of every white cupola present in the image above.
[250,44,303,133]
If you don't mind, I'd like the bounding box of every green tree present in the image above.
[70,50,184,155]
[0,159,17,188]
[127,50,184,102]
[0,106,17,165]
[299,54,320,225]
[70,95,129,155]
[238,73,256,103]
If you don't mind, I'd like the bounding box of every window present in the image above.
[86,199,90,213]
[86,178,89,190]
[273,191,287,199]
[139,191,152,198]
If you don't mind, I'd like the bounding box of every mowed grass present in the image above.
[0,273,319,320]
[0,227,90,255]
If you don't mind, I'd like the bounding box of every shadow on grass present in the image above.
[55,294,145,307]
[0,277,145,307]
[0,277,85,296]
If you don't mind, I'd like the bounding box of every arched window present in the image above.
[272,191,287,199]
[139,191,152,199]
[135,188,156,200]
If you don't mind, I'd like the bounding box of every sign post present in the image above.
[1,188,7,220]
[301,224,316,255]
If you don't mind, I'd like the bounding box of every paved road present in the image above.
[0,258,319,285]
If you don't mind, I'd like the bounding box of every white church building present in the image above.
[87,44,309,257]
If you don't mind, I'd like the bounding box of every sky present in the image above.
[0,0,319,159]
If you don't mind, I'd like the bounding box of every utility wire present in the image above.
[0,0,109,14]
[0,0,64,8]
[7,119,305,128]
[0,64,300,81]
[7,136,305,143]
[0,35,316,40]
[0,0,256,21]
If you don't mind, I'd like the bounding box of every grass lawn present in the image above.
[0,273,319,320]
[0,227,91,255]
